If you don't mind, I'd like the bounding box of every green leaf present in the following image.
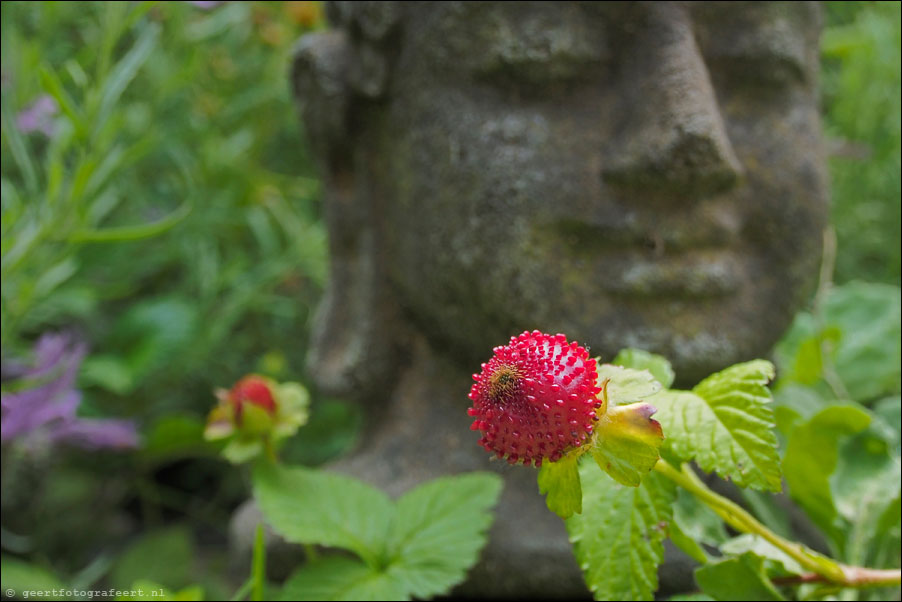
[668,518,709,565]
[695,552,785,601]
[872,395,901,460]
[538,453,582,518]
[774,283,901,403]
[782,405,871,535]
[654,361,782,491]
[97,23,160,131]
[597,364,663,407]
[385,472,502,599]
[1,556,67,597]
[222,438,263,464]
[110,527,194,591]
[116,580,204,601]
[832,421,901,567]
[739,489,792,539]
[719,535,803,575]
[81,354,135,394]
[278,557,406,602]
[68,198,192,243]
[567,462,676,601]
[141,414,212,463]
[826,282,901,402]
[252,463,394,568]
[591,403,664,487]
[261,470,501,601]
[673,489,728,547]
[613,348,676,388]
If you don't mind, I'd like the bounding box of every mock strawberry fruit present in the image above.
[468,331,602,466]
[229,375,277,423]
[205,373,310,464]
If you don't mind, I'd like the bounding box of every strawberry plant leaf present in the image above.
[385,472,502,599]
[597,364,663,406]
[694,552,785,601]
[255,466,501,601]
[538,453,582,518]
[653,360,782,491]
[613,348,675,388]
[782,404,871,536]
[278,556,407,602]
[253,462,394,567]
[567,461,676,601]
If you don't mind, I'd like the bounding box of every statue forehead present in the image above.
[396,2,818,77]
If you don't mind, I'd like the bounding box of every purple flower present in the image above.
[1,333,138,451]
[15,94,58,137]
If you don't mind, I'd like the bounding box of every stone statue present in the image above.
[291,1,827,597]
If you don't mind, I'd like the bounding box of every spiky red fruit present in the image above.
[229,375,276,422]
[468,331,602,466]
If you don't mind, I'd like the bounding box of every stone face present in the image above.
[289,2,827,598]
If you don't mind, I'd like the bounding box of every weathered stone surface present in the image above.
[284,2,827,598]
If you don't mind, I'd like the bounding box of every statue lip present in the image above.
[601,252,742,298]
[548,206,741,254]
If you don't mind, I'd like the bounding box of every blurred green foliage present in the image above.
[822,2,901,285]
[0,1,357,596]
[1,1,326,425]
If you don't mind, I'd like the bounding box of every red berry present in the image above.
[468,331,602,466]
[229,375,276,422]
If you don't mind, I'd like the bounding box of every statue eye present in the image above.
[471,11,611,95]
[701,51,808,105]
[692,5,811,95]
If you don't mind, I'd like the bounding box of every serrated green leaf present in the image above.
[253,463,394,568]
[538,453,582,518]
[592,403,664,487]
[613,348,676,388]
[695,552,785,601]
[255,467,499,600]
[597,364,663,406]
[278,556,407,602]
[386,472,502,599]
[783,405,871,535]
[567,462,676,601]
[653,361,782,491]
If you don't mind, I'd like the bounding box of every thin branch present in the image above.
[653,459,901,589]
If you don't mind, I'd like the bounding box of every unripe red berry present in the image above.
[229,374,276,423]
[468,331,602,467]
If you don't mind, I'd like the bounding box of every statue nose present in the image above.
[601,5,743,197]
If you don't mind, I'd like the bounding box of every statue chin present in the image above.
[290,1,827,597]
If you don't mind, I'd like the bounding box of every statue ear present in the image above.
[292,32,406,401]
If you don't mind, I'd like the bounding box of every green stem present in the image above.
[263,437,279,464]
[653,459,900,588]
[251,524,266,601]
